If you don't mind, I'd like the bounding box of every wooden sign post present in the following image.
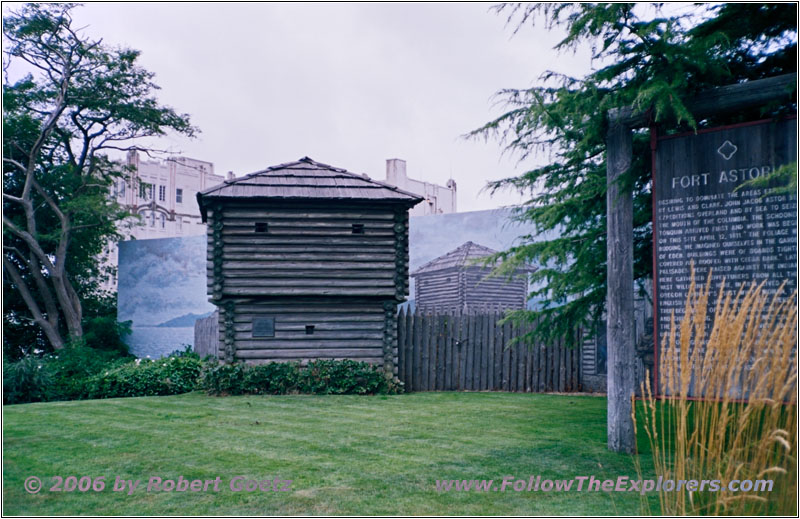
[606,111,636,454]
[604,74,796,453]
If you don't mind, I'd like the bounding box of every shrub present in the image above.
[201,359,401,396]
[46,345,131,401]
[3,355,51,404]
[199,362,249,396]
[84,355,204,399]
[299,359,393,395]
[636,268,797,515]
[244,362,300,395]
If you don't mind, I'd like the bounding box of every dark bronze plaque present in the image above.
[252,317,275,337]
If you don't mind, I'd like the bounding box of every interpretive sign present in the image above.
[653,118,797,381]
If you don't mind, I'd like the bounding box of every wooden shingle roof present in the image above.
[412,241,501,276]
[412,241,536,277]
[197,157,423,219]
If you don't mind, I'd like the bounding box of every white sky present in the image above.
[7,2,594,211]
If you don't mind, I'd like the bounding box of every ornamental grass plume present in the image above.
[636,266,797,515]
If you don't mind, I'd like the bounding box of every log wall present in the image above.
[206,203,406,299]
[216,298,391,365]
[415,267,527,312]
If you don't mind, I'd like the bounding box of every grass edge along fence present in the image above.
[635,269,797,515]
[397,309,582,392]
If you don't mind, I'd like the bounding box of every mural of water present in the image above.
[126,326,195,359]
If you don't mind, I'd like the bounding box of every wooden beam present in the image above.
[615,73,796,128]
[606,113,636,454]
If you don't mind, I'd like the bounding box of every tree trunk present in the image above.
[606,112,636,454]
[3,257,65,349]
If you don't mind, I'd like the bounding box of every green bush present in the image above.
[47,345,131,401]
[5,350,399,404]
[3,355,51,404]
[199,362,249,396]
[244,362,301,395]
[200,359,401,396]
[299,359,394,395]
[84,355,204,399]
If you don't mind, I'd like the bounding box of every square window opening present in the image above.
[305,325,315,335]
[255,222,269,233]
[351,223,365,234]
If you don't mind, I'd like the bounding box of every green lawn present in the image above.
[3,392,657,515]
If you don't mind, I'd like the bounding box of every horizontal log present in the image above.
[221,227,395,237]
[217,260,397,270]
[417,285,460,292]
[243,357,382,366]
[614,73,796,128]
[221,270,395,279]
[237,352,383,362]
[214,253,397,262]
[233,322,384,332]
[222,219,395,229]
[232,305,385,314]
[220,236,396,246]
[222,209,395,219]
[235,331,384,340]
[234,316,384,326]
[222,287,396,296]
[214,245,399,255]
[223,278,395,288]
[234,340,383,350]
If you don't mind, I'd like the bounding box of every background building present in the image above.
[384,158,456,216]
[411,241,530,313]
[101,150,226,290]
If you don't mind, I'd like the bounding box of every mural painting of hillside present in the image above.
[118,208,545,357]
[118,235,215,358]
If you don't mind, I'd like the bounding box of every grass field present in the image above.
[3,392,657,515]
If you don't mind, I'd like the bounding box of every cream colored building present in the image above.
[384,158,456,216]
[101,150,226,290]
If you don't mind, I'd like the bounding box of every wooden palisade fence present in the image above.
[397,309,582,392]
[194,310,219,359]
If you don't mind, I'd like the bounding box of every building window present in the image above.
[176,188,183,204]
[160,213,166,228]
[255,222,269,233]
[305,325,315,335]
[158,185,166,202]
[148,185,154,201]
[119,180,125,197]
[139,183,146,200]
[351,223,365,234]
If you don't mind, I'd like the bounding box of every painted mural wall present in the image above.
[118,235,215,358]
[118,208,544,357]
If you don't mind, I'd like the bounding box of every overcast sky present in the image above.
[10,2,594,211]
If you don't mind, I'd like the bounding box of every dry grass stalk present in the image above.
[637,266,797,515]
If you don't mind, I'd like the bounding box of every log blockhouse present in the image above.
[411,241,532,313]
[197,157,422,376]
